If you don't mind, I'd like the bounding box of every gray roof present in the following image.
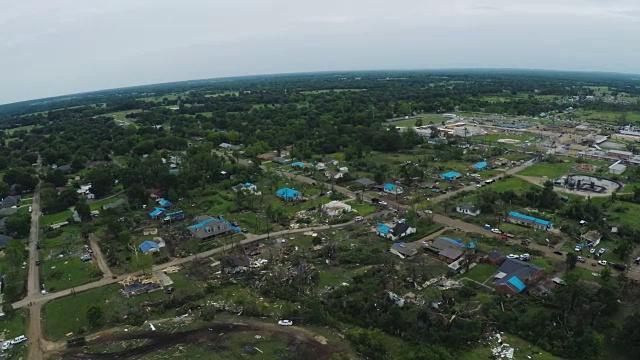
[0,234,12,247]
[457,203,477,212]
[189,216,234,239]
[487,250,505,261]
[0,207,18,217]
[55,164,72,172]
[390,244,418,257]
[102,199,128,210]
[355,178,376,186]
[438,248,463,260]
[431,238,463,251]
[1,195,21,208]
[497,259,543,280]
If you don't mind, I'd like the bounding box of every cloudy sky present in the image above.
[2,0,640,104]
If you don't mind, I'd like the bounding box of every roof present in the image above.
[0,234,13,248]
[582,230,602,242]
[159,199,172,207]
[392,222,412,235]
[1,195,21,207]
[276,188,301,199]
[102,199,128,210]
[291,161,306,167]
[506,276,526,292]
[473,161,488,169]
[377,223,392,235]
[139,241,160,253]
[55,164,72,172]
[384,183,399,191]
[390,243,418,257]
[487,250,505,261]
[441,171,461,179]
[431,237,475,251]
[497,258,543,280]
[355,178,376,186]
[508,211,552,227]
[149,207,166,217]
[457,203,477,212]
[0,207,18,217]
[438,247,463,260]
[223,256,250,267]
[188,216,235,239]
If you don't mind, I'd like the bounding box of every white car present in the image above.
[520,254,531,261]
[28,206,32,213]
[598,248,606,255]
[2,341,11,350]
[491,228,502,234]
[506,254,519,259]
[597,260,608,266]
[379,201,388,206]
[589,248,596,254]
[577,256,586,263]
[11,335,26,345]
[354,216,364,222]
[424,210,433,214]
[574,245,581,252]
[278,320,293,326]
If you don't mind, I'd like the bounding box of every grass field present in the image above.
[480,177,536,194]
[102,110,142,121]
[464,264,497,283]
[40,256,102,292]
[137,94,180,102]
[569,109,640,124]
[3,124,40,134]
[42,210,74,226]
[0,309,28,358]
[89,196,125,212]
[300,89,363,94]
[349,201,377,215]
[388,114,447,127]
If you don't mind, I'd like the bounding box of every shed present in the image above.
[441,171,461,181]
[473,162,488,170]
[139,241,160,253]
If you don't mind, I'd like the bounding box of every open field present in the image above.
[388,113,449,127]
[137,94,181,102]
[3,124,40,134]
[300,89,364,94]
[567,109,640,124]
[461,332,564,360]
[463,264,496,283]
[0,310,28,358]
[102,110,142,121]
[42,210,74,226]
[480,177,535,194]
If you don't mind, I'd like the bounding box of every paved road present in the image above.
[89,234,113,278]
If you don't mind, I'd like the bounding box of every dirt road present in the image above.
[27,183,41,297]
[88,234,113,278]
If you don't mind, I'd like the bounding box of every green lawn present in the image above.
[517,163,574,178]
[350,201,377,215]
[480,177,536,194]
[3,124,40,134]
[0,310,28,358]
[464,264,497,283]
[42,210,74,226]
[102,110,141,121]
[40,256,102,292]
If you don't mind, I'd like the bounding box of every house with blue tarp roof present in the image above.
[276,188,302,201]
[494,258,544,294]
[231,182,259,194]
[158,199,173,208]
[383,183,403,195]
[149,207,166,219]
[506,211,552,230]
[291,161,307,168]
[441,171,461,180]
[163,210,185,222]
[139,240,160,253]
[473,161,488,170]
[188,215,235,240]
[375,222,416,241]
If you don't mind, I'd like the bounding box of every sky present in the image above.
[2,0,640,104]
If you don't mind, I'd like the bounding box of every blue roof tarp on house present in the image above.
[438,237,475,249]
[291,162,306,168]
[441,171,461,180]
[473,162,488,170]
[159,199,172,207]
[139,241,160,253]
[508,211,552,228]
[377,223,392,235]
[244,182,254,187]
[507,276,526,292]
[276,188,301,199]
[149,207,165,218]
[383,183,398,192]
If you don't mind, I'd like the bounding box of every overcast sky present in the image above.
[2,0,640,104]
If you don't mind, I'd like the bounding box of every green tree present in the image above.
[5,214,31,238]
[619,312,640,356]
[565,252,577,270]
[86,306,104,328]
[75,200,91,222]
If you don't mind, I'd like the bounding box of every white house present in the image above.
[322,201,352,216]
[376,222,417,241]
[609,161,626,175]
[456,203,481,216]
[77,184,95,199]
[338,166,349,173]
[325,171,344,180]
[315,162,326,170]
[231,182,260,195]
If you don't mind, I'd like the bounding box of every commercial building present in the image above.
[608,161,627,175]
[506,211,552,230]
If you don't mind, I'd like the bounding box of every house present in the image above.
[506,211,552,230]
[102,199,127,210]
[486,250,506,265]
[438,247,463,263]
[163,211,186,222]
[441,171,462,181]
[389,243,418,259]
[581,230,602,247]
[54,164,73,173]
[257,152,279,161]
[0,207,18,217]
[322,201,352,216]
[158,199,173,208]
[322,158,339,166]
[291,161,307,168]
[276,188,302,201]
[222,256,251,274]
[219,143,241,151]
[325,170,344,180]
[76,185,95,200]
[149,207,166,219]
[272,157,291,165]
[383,183,403,195]
[354,178,376,187]
[375,222,416,241]
[456,203,480,216]
[1,195,21,208]
[231,182,259,194]
[315,162,326,170]
[0,234,13,249]
[188,216,235,240]
[609,161,626,174]
[84,161,109,169]
[338,167,349,173]
[473,161,488,170]
[139,240,160,253]
[143,227,158,236]
[494,258,544,294]
[0,218,6,232]
[429,237,476,253]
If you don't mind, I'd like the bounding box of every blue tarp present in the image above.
[149,207,166,218]
[218,216,242,233]
[508,211,552,228]
[508,276,526,292]
[441,171,461,180]
[159,199,172,207]
[384,183,398,192]
[139,241,159,253]
[473,162,488,170]
[438,237,475,249]
[377,223,391,235]
[276,188,301,199]
[291,162,306,167]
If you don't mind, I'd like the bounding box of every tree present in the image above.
[619,312,640,356]
[75,200,91,222]
[86,306,104,328]
[5,213,31,238]
[565,252,577,270]
[600,266,612,282]
[125,183,148,208]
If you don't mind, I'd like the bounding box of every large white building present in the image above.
[609,161,627,175]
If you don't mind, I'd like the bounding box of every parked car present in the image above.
[354,216,364,222]
[506,254,519,259]
[574,245,581,252]
[278,320,293,326]
[80,254,91,262]
[553,250,563,256]
[166,287,175,294]
[2,341,11,350]
[577,256,586,263]
[490,228,502,234]
[519,254,531,261]
[612,263,627,271]
[589,248,596,254]
[598,248,606,255]
[597,260,608,266]
[379,201,388,206]
[11,335,26,345]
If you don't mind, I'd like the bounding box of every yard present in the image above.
[0,309,28,358]
[517,162,574,179]
[480,177,536,194]
[463,264,496,283]
[39,256,102,292]
[89,195,126,212]
[42,210,74,226]
[461,332,564,360]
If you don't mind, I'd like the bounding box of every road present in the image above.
[25,183,44,360]
[88,234,113,278]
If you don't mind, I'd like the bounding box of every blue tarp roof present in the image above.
[276,188,301,199]
[166,211,184,216]
[508,211,552,227]
[441,171,461,179]
[244,182,254,187]
[291,161,306,167]
[474,162,488,169]
[508,276,526,292]
[376,222,391,234]
[159,199,172,207]
[139,241,159,253]
[384,183,398,191]
[438,237,475,249]
[149,207,165,217]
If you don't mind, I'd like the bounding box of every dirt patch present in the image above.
[57,322,344,359]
